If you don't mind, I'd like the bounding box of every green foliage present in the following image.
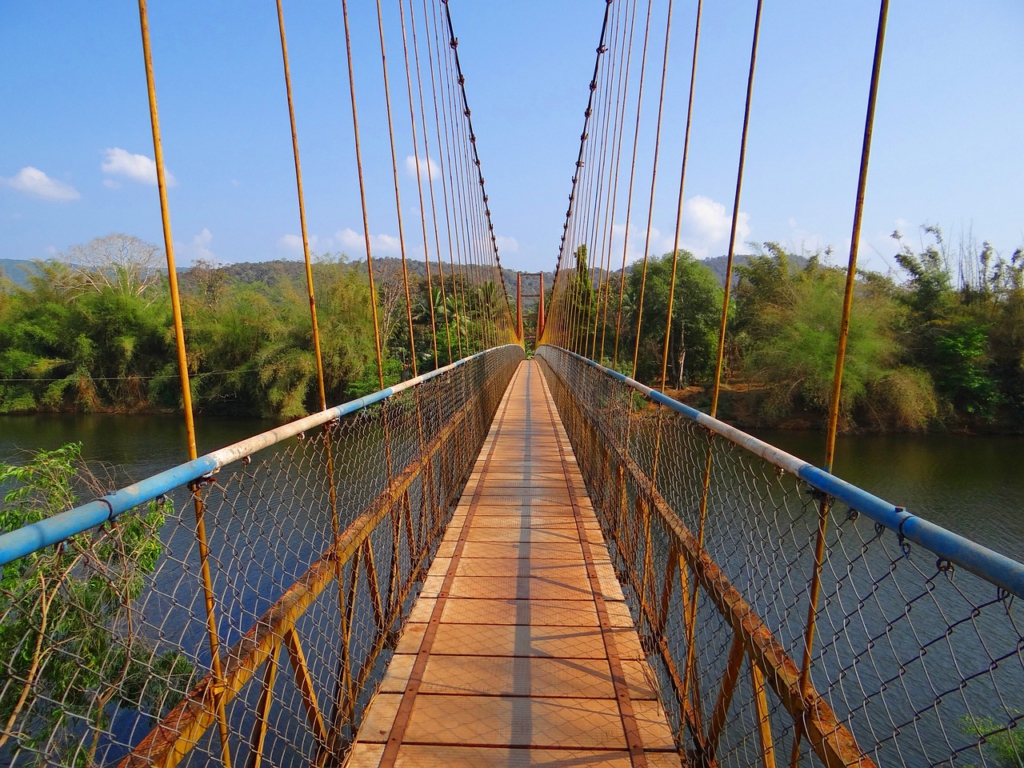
[623,251,722,387]
[0,444,191,765]
[736,246,900,425]
[962,716,1024,767]
[0,259,170,414]
[891,227,1022,423]
[933,322,998,415]
[0,244,394,419]
[722,232,1024,430]
[863,367,938,430]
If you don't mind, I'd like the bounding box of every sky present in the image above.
[1,1,1022,278]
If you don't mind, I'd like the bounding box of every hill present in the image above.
[0,252,789,301]
[0,258,40,289]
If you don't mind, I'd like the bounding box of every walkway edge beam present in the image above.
[540,344,1024,600]
[0,344,521,567]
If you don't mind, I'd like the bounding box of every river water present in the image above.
[3,413,1022,568]
[0,413,274,483]
[2,414,1023,764]
[751,428,1024,565]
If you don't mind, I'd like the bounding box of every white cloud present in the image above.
[682,195,750,252]
[278,233,319,254]
[336,227,401,255]
[404,154,439,181]
[101,147,175,186]
[2,166,80,202]
[608,222,674,264]
[495,235,519,254]
[605,195,750,263]
[176,228,215,264]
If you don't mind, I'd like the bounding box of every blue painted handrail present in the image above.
[539,345,1024,600]
[0,345,519,567]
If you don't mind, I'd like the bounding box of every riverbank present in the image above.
[6,381,1023,435]
[667,382,1024,435]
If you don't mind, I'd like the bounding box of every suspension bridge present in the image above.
[2,1,1023,767]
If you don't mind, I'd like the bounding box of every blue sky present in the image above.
[1,1,1021,277]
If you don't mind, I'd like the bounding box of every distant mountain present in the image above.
[0,258,41,289]
[1,253,803,298]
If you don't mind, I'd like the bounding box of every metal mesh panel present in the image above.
[537,344,1024,768]
[0,345,523,768]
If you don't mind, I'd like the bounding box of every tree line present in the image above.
[0,234,507,419]
[570,226,1024,431]
[3,228,1022,430]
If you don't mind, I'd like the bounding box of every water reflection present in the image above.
[752,429,1024,564]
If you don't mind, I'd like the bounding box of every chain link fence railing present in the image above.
[537,344,1024,768]
[0,344,523,768]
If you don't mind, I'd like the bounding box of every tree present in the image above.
[0,444,191,765]
[566,244,596,353]
[624,251,722,387]
[60,234,163,303]
[736,244,904,425]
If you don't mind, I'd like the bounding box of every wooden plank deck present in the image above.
[347,361,680,767]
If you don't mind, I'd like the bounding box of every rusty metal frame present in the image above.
[537,354,876,768]
[119,376,498,768]
[538,371,651,768]
[377,363,523,766]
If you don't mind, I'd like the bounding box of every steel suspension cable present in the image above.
[598,0,639,363]
[611,0,655,368]
[578,14,619,357]
[374,0,420,378]
[708,0,763,417]
[628,0,676,381]
[275,0,328,410]
[397,0,440,367]
[340,0,386,389]
[409,0,453,364]
[545,0,614,346]
[658,0,703,393]
[568,58,609,356]
[136,4,231,765]
[444,15,498,349]
[274,11,350,760]
[590,0,632,359]
[683,0,764,744]
[442,1,516,333]
[445,36,475,346]
[592,0,635,362]
[435,9,476,351]
[425,0,466,359]
[791,4,890,766]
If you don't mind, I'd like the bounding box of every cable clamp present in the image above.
[896,514,911,558]
[98,497,116,522]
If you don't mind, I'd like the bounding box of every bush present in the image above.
[0,444,191,765]
[863,367,938,430]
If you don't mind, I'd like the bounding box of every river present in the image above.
[3,413,1021,565]
[0,413,275,485]
[752,428,1024,565]
[2,413,1023,764]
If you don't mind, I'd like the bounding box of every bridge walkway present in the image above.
[347,360,679,767]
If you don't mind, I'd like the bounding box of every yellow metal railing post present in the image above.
[136,3,232,766]
[790,3,890,765]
